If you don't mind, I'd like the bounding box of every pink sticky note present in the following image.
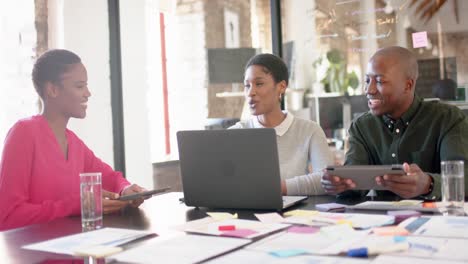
[287,226,320,234]
[412,31,428,48]
[221,228,258,238]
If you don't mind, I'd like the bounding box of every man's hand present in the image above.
[321,169,356,194]
[375,162,432,198]
[121,184,147,208]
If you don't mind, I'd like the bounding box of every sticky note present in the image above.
[269,249,308,258]
[221,228,257,238]
[394,236,407,242]
[218,225,236,231]
[287,226,319,234]
[412,31,428,48]
[336,219,353,227]
[207,212,238,221]
[73,245,123,258]
[422,202,436,208]
[255,212,284,223]
[284,210,319,217]
[372,226,409,236]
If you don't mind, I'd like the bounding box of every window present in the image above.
[0,1,38,157]
[121,0,273,163]
[280,0,468,137]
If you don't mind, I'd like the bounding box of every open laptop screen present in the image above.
[177,128,284,210]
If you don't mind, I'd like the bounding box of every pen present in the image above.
[347,242,409,257]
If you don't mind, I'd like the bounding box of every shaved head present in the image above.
[371,46,419,88]
[365,46,419,119]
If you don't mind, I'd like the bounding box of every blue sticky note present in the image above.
[269,249,308,258]
[394,236,407,243]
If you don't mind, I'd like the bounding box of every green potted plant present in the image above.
[314,49,359,94]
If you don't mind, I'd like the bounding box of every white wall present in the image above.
[119,0,154,188]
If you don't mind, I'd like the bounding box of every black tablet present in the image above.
[326,165,405,190]
[118,187,171,201]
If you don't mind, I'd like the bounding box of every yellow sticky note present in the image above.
[73,245,123,258]
[393,200,421,206]
[207,212,238,221]
[336,219,353,227]
[284,210,319,217]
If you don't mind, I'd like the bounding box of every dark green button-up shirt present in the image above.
[345,95,468,199]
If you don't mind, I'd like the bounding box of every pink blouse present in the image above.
[0,115,130,230]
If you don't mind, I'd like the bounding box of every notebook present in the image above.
[176,128,307,210]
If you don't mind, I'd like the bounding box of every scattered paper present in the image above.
[182,218,290,239]
[373,255,467,264]
[23,228,155,255]
[207,212,238,221]
[205,249,372,264]
[113,234,249,264]
[269,249,308,258]
[248,226,369,256]
[283,211,394,229]
[390,236,468,262]
[372,226,409,236]
[320,224,356,239]
[287,226,319,234]
[284,209,319,217]
[255,212,284,223]
[404,216,468,239]
[316,203,347,212]
[348,201,439,213]
[221,229,258,238]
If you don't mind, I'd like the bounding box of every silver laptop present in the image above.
[176,128,307,210]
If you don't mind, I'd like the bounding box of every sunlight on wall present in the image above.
[0,0,38,158]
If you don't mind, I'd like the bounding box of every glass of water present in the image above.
[80,172,103,231]
[441,161,465,216]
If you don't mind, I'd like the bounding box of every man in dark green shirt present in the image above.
[321,46,468,199]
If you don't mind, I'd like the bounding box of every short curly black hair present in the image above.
[32,49,81,98]
[244,53,289,85]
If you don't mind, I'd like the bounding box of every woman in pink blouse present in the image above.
[0,49,147,230]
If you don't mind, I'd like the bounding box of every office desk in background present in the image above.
[0,192,397,264]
